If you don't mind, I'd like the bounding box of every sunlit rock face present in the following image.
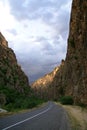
[31,66,60,99]
[32,67,59,88]
[0,32,8,47]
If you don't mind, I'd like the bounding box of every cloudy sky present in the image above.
[0,0,72,83]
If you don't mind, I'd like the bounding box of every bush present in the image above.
[59,96,74,105]
[77,102,86,108]
[0,85,45,111]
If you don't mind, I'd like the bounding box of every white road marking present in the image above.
[2,105,52,130]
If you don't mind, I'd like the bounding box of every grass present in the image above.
[65,107,82,130]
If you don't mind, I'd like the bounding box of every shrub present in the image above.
[77,102,86,108]
[0,85,45,111]
[59,96,74,105]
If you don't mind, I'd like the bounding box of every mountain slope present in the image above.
[0,32,30,106]
[32,66,60,99]
[32,66,59,89]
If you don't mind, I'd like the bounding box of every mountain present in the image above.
[31,0,87,105]
[32,66,59,89]
[0,32,30,106]
[32,66,60,99]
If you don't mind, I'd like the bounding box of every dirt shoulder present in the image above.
[63,105,87,130]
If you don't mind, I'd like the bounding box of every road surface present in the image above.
[0,102,71,130]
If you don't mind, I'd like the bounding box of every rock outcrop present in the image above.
[0,32,8,47]
[32,0,87,104]
[0,32,29,94]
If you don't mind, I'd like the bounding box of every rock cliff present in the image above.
[0,32,29,94]
[31,0,87,104]
[0,32,8,47]
[53,0,87,104]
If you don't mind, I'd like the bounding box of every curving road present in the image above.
[0,102,71,130]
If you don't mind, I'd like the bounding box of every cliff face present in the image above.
[51,0,87,104]
[32,0,87,104]
[0,32,29,94]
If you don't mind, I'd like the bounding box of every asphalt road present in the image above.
[0,102,71,130]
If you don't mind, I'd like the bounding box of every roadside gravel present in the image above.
[63,105,87,130]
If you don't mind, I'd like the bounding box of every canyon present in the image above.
[32,0,87,105]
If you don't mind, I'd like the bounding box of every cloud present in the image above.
[6,29,17,36]
[7,0,72,40]
[35,36,53,52]
[8,0,72,21]
[8,0,53,20]
[0,0,72,82]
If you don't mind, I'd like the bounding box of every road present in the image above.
[0,102,71,130]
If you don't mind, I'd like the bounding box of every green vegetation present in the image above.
[59,96,74,105]
[0,85,44,112]
[77,102,86,108]
[0,67,7,74]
